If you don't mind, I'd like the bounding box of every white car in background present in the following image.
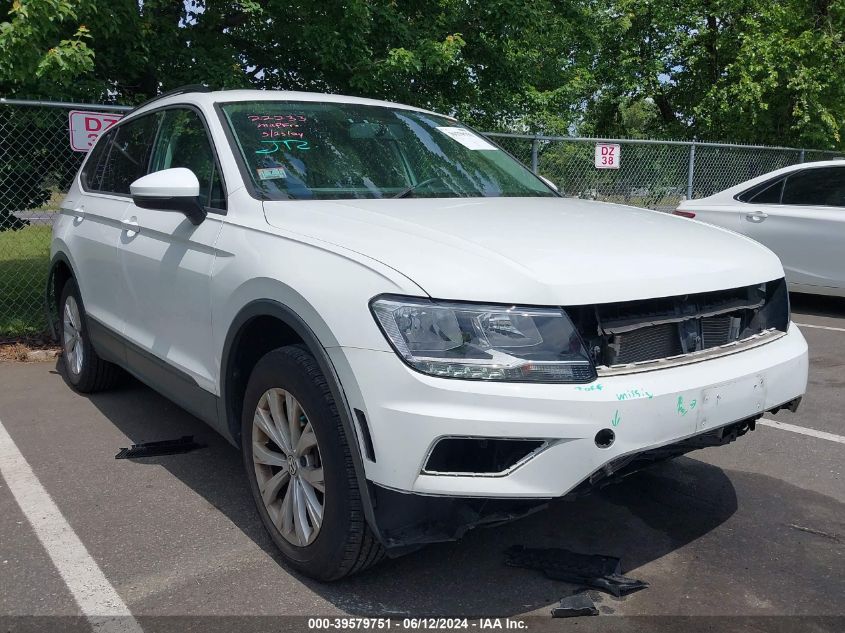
[675,161,845,297]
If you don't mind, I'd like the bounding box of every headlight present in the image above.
[370,296,596,382]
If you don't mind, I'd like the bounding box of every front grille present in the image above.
[701,315,737,348]
[610,323,682,364]
[565,278,789,371]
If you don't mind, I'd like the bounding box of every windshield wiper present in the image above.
[392,177,442,199]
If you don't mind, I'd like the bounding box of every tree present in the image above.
[696,1,845,148]
[0,1,92,229]
[585,0,845,148]
[0,0,95,97]
[1,1,844,144]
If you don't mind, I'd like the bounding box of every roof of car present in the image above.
[675,158,845,206]
[130,87,451,120]
[717,159,845,194]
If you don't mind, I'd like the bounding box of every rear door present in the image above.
[117,106,226,400]
[741,166,845,290]
[69,113,160,344]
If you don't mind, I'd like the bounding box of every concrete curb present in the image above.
[26,349,61,362]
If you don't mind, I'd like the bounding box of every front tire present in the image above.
[58,280,121,393]
[241,345,384,580]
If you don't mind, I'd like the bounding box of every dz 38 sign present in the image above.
[595,143,621,169]
[68,110,123,152]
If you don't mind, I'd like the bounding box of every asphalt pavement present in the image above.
[0,293,842,632]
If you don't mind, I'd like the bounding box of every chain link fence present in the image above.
[0,98,840,336]
[487,133,841,211]
[0,99,131,336]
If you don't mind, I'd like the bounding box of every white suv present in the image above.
[50,88,808,580]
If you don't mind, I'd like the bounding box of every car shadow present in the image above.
[790,292,845,319]
[79,365,738,617]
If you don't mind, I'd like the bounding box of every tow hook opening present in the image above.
[595,428,615,449]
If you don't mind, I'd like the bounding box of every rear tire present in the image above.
[241,345,384,580]
[58,279,121,393]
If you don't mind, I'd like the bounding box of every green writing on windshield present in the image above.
[256,139,311,154]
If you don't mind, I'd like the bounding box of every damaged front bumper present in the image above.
[328,323,808,551]
[369,410,798,551]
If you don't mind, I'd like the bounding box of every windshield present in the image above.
[219,101,556,200]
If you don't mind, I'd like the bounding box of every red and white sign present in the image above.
[68,110,123,152]
[595,143,620,169]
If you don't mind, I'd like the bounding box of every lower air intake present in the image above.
[423,438,546,475]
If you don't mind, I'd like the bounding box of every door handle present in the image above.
[63,206,84,223]
[121,218,140,237]
[745,210,768,223]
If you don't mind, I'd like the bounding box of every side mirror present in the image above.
[130,168,207,225]
[539,175,559,192]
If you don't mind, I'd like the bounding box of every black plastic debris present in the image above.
[115,436,204,459]
[505,545,649,597]
[551,593,599,618]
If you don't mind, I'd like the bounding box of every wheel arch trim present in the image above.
[46,251,78,340]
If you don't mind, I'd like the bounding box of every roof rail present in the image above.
[129,84,213,112]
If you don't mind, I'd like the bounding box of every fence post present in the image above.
[531,134,540,174]
[686,141,696,200]
[799,149,806,163]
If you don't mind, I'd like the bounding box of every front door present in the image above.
[117,107,227,403]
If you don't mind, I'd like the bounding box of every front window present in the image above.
[219,101,555,200]
[151,109,226,209]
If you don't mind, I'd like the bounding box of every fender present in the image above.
[220,298,384,544]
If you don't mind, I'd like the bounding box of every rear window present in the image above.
[737,177,784,204]
[82,112,161,194]
[782,167,845,207]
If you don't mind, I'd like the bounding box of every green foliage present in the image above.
[0,0,95,92]
[0,0,843,146]
[695,1,845,148]
[591,0,845,147]
[0,224,51,334]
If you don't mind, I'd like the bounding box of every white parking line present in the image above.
[760,418,845,445]
[795,322,845,333]
[0,418,142,633]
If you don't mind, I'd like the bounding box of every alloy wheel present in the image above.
[252,388,325,547]
[62,296,84,376]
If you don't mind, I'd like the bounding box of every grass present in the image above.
[0,223,52,336]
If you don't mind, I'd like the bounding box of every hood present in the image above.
[263,197,783,306]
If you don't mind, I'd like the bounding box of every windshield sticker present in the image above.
[436,126,497,150]
[257,167,287,180]
[256,139,310,154]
